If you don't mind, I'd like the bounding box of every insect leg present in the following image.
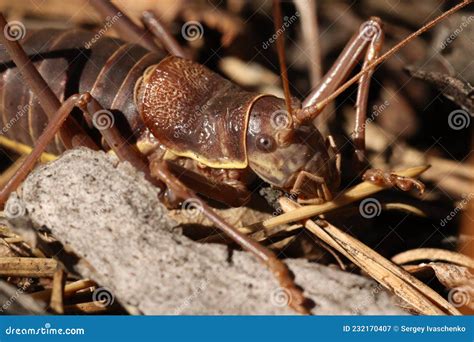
[291,171,332,205]
[299,18,384,118]
[0,93,93,205]
[0,12,100,204]
[141,11,190,59]
[296,1,472,123]
[296,17,383,168]
[362,168,425,195]
[0,13,97,151]
[297,17,426,191]
[79,95,310,314]
[295,17,384,163]
[155,157,251,207]
[78,95,165,190]
[89,0,161,52]
[352,22,384,167]
[150,160,310,314]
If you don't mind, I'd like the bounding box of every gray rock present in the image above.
[6,148,404,315]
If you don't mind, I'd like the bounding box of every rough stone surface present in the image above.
[6,148,405,315]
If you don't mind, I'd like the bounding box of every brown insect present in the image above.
[0,0,470,314]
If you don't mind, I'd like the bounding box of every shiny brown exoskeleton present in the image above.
[0,0,468,314]
[0,31,341,207]
[136,56,341,206]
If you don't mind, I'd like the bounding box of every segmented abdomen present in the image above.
[0,29,165,154]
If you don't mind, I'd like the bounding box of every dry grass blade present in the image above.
[50,268,66,314]
[392,248,474,269]
[280,198,461,315]
[64,301,113,314]
[0,136,57,163]
[382,203,427,217]
[31,279,96,301]
[0,257,58,277]
[267,235,296,250]
[244,223,300,244]
[325,202,427,218]
[3,237,24,244]
[253,165,429,230]
[248,202,425,244]
[321,224,458,315]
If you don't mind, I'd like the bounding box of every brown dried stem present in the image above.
[280,199,461,315]
[0,257,58,277]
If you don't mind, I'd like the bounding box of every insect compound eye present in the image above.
[255,134,276,153]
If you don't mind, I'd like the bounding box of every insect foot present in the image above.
[266,257,311,314]
[362,168,425,195]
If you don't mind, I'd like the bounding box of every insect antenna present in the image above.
[296,0,473,122]
[272,0,299,145]
[272,0,294,118]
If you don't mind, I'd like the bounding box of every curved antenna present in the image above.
[296,0,473,122]
[273,0,293,117]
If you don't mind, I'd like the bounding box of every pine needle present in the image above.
[392,248,474,269]
[280,198,461,315]
[253,165,429,230]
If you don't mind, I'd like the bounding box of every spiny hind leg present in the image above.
[81,95,312,314]
[149,160,310,314]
